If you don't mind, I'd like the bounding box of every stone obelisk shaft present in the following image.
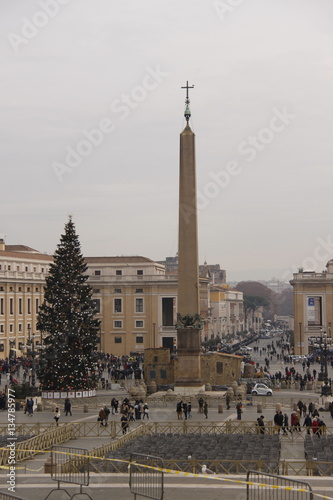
[175,124,203,390]
[178,126,199,314]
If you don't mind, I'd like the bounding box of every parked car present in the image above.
[251,383,273,396]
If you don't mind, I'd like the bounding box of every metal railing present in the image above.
[0,493,28,500]
[247,470,313,500]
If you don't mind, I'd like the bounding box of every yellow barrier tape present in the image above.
[1,447,332,499]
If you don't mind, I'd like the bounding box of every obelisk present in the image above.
[174,82,204,393]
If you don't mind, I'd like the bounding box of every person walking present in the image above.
[54,407,61,426]
[98,407,107,427]
[121,414,129,434]
[27,398,34,416]
[203,401,208,419]
[282,413,290,435]
[303,414,312,434]
[226,394,231,410]
[142,403,149,420]
[236,402,242,420]
[257,415,265,434]
[64,398,72,416]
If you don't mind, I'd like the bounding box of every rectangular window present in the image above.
[93,289,101,293]
[19,298,22,315]
[216,362,223,374]
[9,324,13,332]
[162,297,174,326]
[27,298,31,315]
[10,298,14,315]
[36,298,39,311]
[136,336,144,344]
[116,270,122,276]
[17,266,20,271]
[114,320,122,328]
[135,298,143,313]
[307,297,322,326]
[94,270,101,276]
[135,320,144,328]
[25,266,28,271]
[0,344,4,352]
[114,298,122,313]
[135,288,143,293]
[0,325,4,333]
[18,324,22,332]
[0,299,3,315]
[137,270,143,275]
[115,337,122,344]
[114,288,122,293]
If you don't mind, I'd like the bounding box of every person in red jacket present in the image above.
[312,417,320,436]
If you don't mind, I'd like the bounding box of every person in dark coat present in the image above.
[64,398,72,416]
[303,414,312,434]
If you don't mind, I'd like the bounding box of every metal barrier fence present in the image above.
[0,493,28,500]
[129,453,164,500]
[246,470,313,500]
[51,446,89,486]
[45,446,93,500]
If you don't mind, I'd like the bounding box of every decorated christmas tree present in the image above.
[37,217,100,391]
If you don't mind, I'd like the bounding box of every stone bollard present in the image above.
[218,404,224,414]
[44,458,56,474]
[257,403,262,414]
[15,401,21,411]
[37,403,43,412]
[84,404,88,413]
[292,403,298,411]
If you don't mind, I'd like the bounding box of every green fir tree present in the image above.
[37,217,100,391]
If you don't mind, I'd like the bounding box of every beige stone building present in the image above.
[86,256,213,356]
[210,287,244,339]
[0,239,243,359]
[0,240,52,358]
[290,261,333,355]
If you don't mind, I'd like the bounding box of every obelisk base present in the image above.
[174,329,204,394]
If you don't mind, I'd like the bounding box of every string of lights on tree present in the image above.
[37,216,100,391]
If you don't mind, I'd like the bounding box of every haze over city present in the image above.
[1,1,333,281]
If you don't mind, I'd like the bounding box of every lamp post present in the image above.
[27,327,36,387]
[308,328,332,396]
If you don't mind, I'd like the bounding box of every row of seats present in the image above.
[90,433,281,474]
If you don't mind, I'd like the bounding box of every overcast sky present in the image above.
[1,0,333,282]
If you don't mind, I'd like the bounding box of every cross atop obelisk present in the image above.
[181,81,194,123]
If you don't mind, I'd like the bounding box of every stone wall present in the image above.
[200,353,241,386]
[144,348,175,386]
[144,349,241,388]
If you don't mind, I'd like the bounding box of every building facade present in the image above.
[0,240,52,358]
[210,287,244,339]
[0,239,244,358]
[290,261,333,355]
